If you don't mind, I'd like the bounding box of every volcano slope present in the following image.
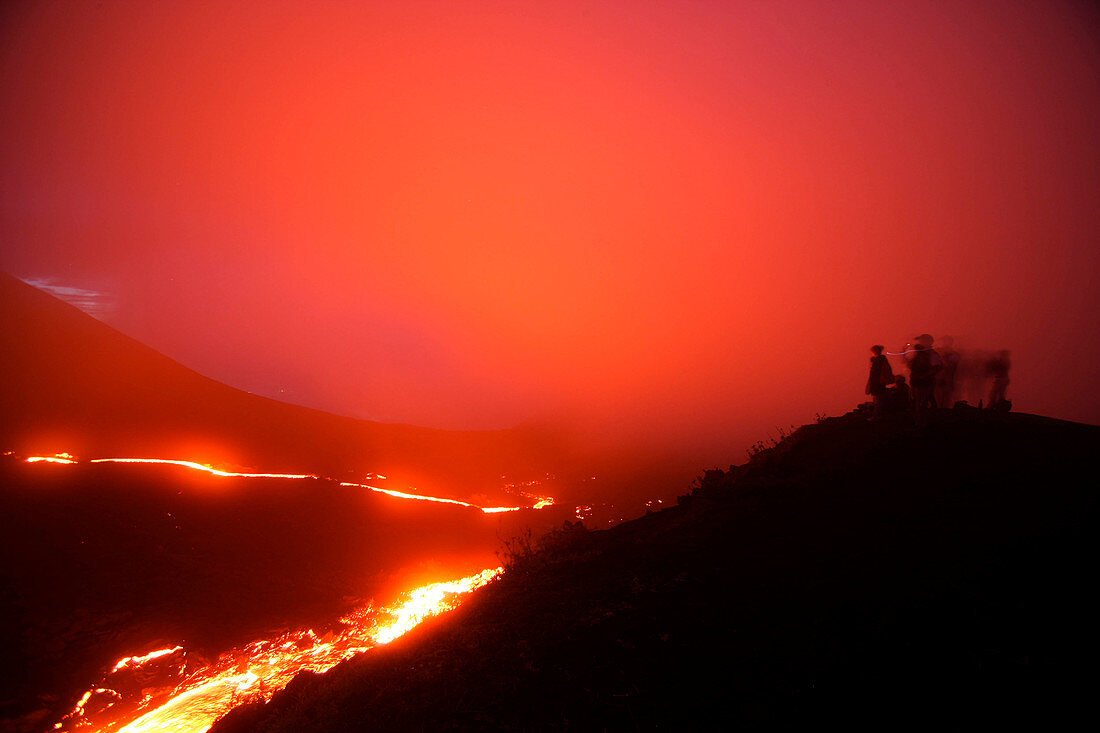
[0,271,565,502]
[214,407,1098,730]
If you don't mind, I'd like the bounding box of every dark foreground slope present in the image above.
[0,272,562,500]
[215,408,1098,730]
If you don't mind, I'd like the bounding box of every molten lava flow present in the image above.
[481,496,555,513]
[371,572,498,644]
[89,458,318,480]
[338,481,481,509]
[26,452,77,464]
[23,455,554,513]
[112,647,184,673]
[21,452,546,730]
[52,568,502,732]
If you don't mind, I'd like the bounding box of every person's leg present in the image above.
[990,378,1007,407]
[915,386,931,426]
[871,393,884,420]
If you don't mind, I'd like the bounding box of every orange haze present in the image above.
[2,1,1097,466]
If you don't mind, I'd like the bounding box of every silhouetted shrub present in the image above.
[744,425,799,461]
[498,527,535,570]
[498,521,590,576]
[690,467,745,499]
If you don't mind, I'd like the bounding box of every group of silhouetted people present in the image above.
[866,334,1011,423]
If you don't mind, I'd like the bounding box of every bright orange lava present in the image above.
[18,453,541,730]
[24,454,554,513]
[89,457,319,480]
[26,453,77,464]
[51,568,502,732]
[112,647,184,674]
[18,452,544,730]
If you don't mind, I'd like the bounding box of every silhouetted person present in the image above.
[956,347,991,407]
[888,375,910,412]
[987,349,1011,410]
[905,333,941,425]
[866,345,894,420]
[936,335,961,408]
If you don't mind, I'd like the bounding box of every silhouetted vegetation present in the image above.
[498,520,591,579]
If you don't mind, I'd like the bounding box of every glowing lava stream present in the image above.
[52,568,502,733]
[23,454,548,730]
[23,455,554,513]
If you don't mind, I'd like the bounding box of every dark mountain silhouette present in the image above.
[213,407,1099,729]
[0,271,563,501]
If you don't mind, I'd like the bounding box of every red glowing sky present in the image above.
[2,1,1097,455]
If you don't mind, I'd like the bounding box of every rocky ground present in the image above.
[213,406,1099,730]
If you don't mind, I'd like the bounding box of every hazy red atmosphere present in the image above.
[3,0,1098,459]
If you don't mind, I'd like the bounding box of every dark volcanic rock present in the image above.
[213,409,1099,730]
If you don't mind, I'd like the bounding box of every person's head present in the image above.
[871,345,884,356]
[914,333,934,348]
[895,375,907,385]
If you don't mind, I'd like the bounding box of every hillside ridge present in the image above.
[213,406,1099,729]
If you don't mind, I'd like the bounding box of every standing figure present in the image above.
[889,375,911,412]
[936,335,961,408]
[905,333,942,425]
[987,349,1011,410]
[866,345,894,420]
